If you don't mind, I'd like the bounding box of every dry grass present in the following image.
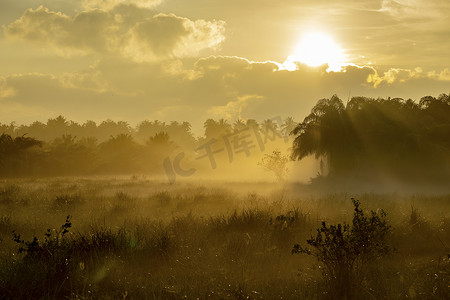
[0,178,449,299]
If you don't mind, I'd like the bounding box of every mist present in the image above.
[1,0,450,297]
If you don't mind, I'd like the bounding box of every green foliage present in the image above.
[293,198,391,299]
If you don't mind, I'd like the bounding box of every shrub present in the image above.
[5,216,73,298]
[12,215,72,259]
[292,198,391,299]
[258,150,290,181]
[52,194,84,210]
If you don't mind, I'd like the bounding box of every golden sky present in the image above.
[0,0,449,132]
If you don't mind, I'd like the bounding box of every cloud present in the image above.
[246,0,450,67]
[381,0,450,20]
[3,6,226,61]
[208,94,263,119]
[123,13,225,61]
[427,68,450,82]
[3,6,117,56]
[0,72,134,124]
[0,98,56,125]
[367,68,419,87]
[60,68,109,92]
[367,67,450,88]
[189,57,378,107]
[1,56,448,133]
[0,77,16,98]
[82,0,163,10]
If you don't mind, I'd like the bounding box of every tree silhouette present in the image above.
[0,134,42,177]
[292,95,359,177]
[48,135,97,175]
[98,134,141,173]
[233,119,247,132]
[261,119,279,132]
[203,119,232,140]
[246,119,259,130]
[0,100,447,182]
[281,117,296,137]
[291,94,450,184]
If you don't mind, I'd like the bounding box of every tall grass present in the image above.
[0,178,448,299]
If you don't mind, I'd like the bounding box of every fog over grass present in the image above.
[0,94,449,298]
[0,178,449,299]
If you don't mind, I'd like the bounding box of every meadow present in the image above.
[0,177,448,299]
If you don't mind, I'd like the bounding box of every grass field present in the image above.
[0,177,449,299]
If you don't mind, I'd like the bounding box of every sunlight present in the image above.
[283,32,346,72]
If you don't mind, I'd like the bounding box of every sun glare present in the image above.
[283,32,346,72]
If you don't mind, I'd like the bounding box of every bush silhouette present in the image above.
[293,198,391,299]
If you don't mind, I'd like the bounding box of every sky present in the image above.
[0,0,449,134]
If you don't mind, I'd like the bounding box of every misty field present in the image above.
[0,177,448,299]
[2,0,450,297]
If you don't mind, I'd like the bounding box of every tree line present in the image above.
[0,118,293,177]
[291,93,450,185]
[1,93,449,183]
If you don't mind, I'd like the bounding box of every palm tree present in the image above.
[291,95,357,177]
[203,119,232,139]
[233,119,247,132]
[282,117,297,136]
[293,94,450,182]
[246,119,259,130]
[261,119,278,132]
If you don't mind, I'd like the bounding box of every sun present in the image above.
[283,32,346,71]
